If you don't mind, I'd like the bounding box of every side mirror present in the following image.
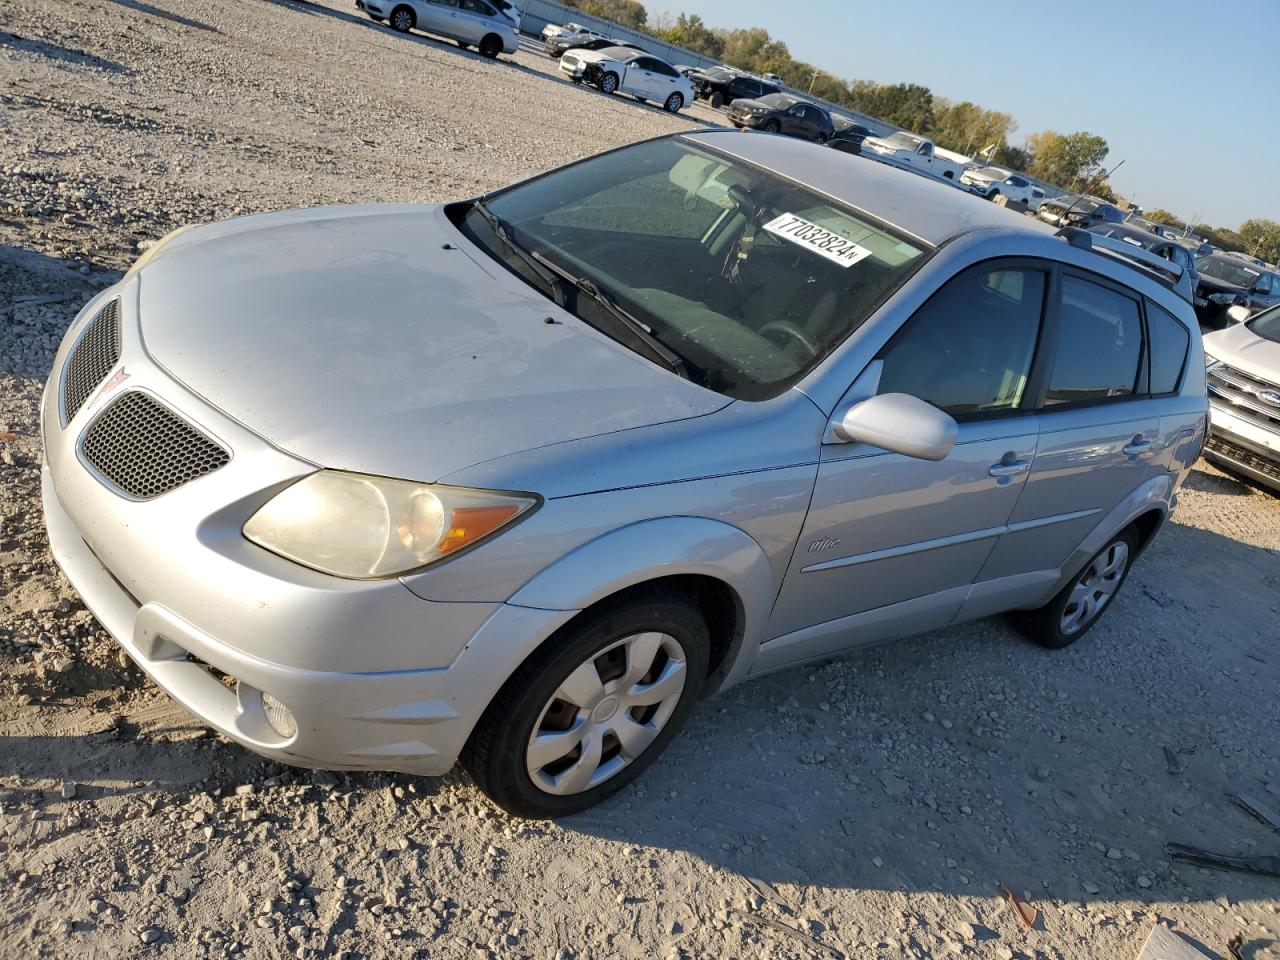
[1227,304,1251,323]
[831,393,958,461]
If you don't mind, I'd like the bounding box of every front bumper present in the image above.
[41,282,573,775]
[1205,393,1280,492]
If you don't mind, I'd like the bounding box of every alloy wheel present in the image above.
[1059,540,1129,635]
[392,9,412,30]
[664,93,682,112]
[526,631,687,796]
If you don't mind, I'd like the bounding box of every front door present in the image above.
[760,263,1052,671]
[416,0,457,35]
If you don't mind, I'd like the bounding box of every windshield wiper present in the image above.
[527,250,689,378]
[470,200,566,307]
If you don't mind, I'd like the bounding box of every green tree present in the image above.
[659,13,722,58]
[1145,209,1185,228]
[1025,130,1109,188]
[563,0,647,29]
[1239,219,1280,262]
[846,81,935,132]
[931,99,1016,157]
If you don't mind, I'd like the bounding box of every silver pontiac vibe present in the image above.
[42,132,1207,818]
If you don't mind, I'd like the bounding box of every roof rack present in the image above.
[1057,226,1182,289]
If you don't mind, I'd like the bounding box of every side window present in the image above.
[649,60,677,77]
[877,268,1046,416]
[460,0,493,13]
[1045,276,1143,405]
[1145,302,1190,395]
[632,57,657,71]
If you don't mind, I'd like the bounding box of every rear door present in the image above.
[455,0,496,43]
[979,269,1159,584]
[627,57,663,98]
[763,263,1051,668]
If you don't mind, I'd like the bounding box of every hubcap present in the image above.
[602,77,616,92]
[1060,540,1129,635]
[526,631,687,796]
[666,94,681,111]
[393,10,410,28]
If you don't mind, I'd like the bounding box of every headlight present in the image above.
[124,225,195,280]
[243,471,538,579]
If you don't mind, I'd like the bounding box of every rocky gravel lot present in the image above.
[2,1,1280,958]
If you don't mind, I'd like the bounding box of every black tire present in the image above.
[597,71,619,94]
[388,4,414,31]
[1014,527,1139,649]
[463,588,710,819]
[762,119,780,134]
[708,91,723,109]
[988,189,1001,201]
[663,92,683,113]
[478,33,501,59]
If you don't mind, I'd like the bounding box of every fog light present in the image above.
[261,692,297,739]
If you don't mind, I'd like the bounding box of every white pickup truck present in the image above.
[860,131,967,183]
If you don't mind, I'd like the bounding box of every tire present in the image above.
[478,33,501,59]
[663,92,683,113]
[463,588,710,819]
[388,4,414,31]
[597,72,619,95]
[814,133,828,144]
[1014,527,1139,649]
[708,91,723,109]
[762,119,780,134]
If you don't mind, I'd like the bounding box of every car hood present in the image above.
[137,205,728,483]
[1197,272,1247,294]
[1204,321,1280,380]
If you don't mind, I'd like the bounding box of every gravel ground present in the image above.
[2,1,1280,958]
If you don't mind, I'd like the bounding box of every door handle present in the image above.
[989,460,1031,478]
[1122,439,1152,456]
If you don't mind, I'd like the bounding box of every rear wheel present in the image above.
[663,92,683,112]
[598,71,619,95]
[463,589,710,818]
[1014,528,1138,649]
[389,4,414,31]
[478,33,502,59]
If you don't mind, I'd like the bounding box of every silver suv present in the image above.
[1204,304,1280,492]
[42,132,1207,818]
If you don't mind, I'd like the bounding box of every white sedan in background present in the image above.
[559,47,694,113]
[960,166,1044,209]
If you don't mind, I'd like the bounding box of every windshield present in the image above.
[883,132,924,150]
[1198,257,1260,287]
[1249,304,1280,343]
[755,93,796,109]
[463,138,929,400]
[976,166,1009,180]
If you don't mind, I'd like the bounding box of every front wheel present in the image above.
[708,91,724,109]
[463,589,710,818]
[663,92,683,113]
[388,4,414,31]
[1015,528,1138,648]
[597,72,619,94]
[762,119,780,133]
[478,33,502,59]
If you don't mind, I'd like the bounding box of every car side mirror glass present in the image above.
[832,393,958,461]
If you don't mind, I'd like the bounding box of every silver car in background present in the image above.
[42,132,1207,818]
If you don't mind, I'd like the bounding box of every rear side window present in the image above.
[1145,302,1190,395]
[878,268,1046,416]
[1045,276,1143,405]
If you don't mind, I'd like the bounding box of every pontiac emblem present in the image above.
[95,367,130,400]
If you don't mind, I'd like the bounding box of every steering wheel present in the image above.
[758,320,819,357]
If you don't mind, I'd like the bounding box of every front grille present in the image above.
[1208,362,1280,433]
[81,392,229,499]
[62,299,121,424]
[1205,436,1280,484]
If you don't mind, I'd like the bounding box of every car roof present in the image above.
[679,130,1037,247]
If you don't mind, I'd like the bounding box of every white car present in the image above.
[1203,305,1280,493]
[861,132,966,183]
[542,21,600,42]
[960,166,1044,209]
[363,0,519,58]
[559,47,694,113]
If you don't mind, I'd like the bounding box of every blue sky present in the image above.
[663,0,1277,229]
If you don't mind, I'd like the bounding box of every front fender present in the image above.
[508,516,777,690]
